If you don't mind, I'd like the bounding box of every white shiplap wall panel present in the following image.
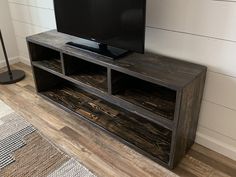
[16,36,29,57]
[147,0,236,41]
[199,101,236,140]
[203,71,236,111]
[8,0,54,9]
[146,27,236,78]
[9,3,32,24]
[9,3,56,29]
[7,0,236,160]
[13,21,48,38]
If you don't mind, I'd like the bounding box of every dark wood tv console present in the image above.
[26,30,207,169]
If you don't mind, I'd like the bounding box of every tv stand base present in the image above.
[66,42,129,59]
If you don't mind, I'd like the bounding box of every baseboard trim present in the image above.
[19,56,31,66]
[0,57,20,68]
[196,132,236,161]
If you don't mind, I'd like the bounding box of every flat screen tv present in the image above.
[54,0,146,59]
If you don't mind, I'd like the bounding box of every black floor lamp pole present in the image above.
[0,29,25,84]
[0,29,12,77]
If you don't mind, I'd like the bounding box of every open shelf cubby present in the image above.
[27,30,207,169]
[34,67,172,163]
[28,42,62,73]
[111,70,176,120]
[63,54,108,92]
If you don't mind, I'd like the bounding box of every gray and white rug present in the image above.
[0,100,96,177]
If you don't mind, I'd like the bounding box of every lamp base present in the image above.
[0,70,25,85]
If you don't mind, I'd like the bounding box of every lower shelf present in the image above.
[69,72,107,92]
[41,84,172,163]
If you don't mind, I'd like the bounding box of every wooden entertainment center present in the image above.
[27,30,207,169]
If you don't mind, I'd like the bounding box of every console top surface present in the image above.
[27,30,207,90]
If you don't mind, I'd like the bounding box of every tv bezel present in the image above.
[53,0,146,54]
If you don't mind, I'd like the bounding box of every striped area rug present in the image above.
[0,100,96,177]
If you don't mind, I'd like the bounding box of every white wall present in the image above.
[0,0,18,66]
[7,0,236,160]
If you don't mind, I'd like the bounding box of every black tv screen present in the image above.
[54,0,146,54]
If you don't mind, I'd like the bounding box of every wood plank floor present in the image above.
[0,63,235,177]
